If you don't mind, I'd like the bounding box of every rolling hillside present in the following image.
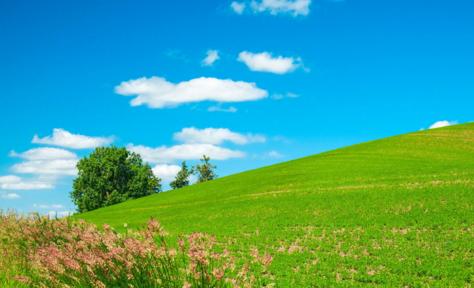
[77,123,474,286]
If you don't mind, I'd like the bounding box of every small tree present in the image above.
[194,155,217,183]
[71,147,161,213]
[170,161,192,190]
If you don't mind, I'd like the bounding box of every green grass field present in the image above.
[77,123,474,287]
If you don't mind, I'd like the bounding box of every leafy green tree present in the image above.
[194,155,217,183]
[170,161,193,190]
[71,147,161,213]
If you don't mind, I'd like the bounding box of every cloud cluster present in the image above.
[202,50,220,66]
[128,127,266,182]
[10,147,78,176]
[238,51,301,74]
[1,129,109,194]
[11,147,77,161]
[429,120,457,129]
[231,0,311,16]
[115,76,268,109]
[128,143,245,164]
[33,128,114,149]
[1,126,268,195]
[173,127,265,145]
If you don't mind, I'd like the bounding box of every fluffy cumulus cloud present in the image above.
[127,127,267,183]
[238,51,301,74]
[32,128,114,149]
[429,120,457,129]
[1,143,80,193]
[152,164,182,182]
[10,147,77,161]
[173,127,266,145]
[10,147,78,176]
[0,175,53,190]
[202,50,220,66]
[11,160,77,176]
[128,144,245,164]
[232,0,311,16]
[115,76,268,109]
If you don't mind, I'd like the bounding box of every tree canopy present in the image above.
[71,147,161,213]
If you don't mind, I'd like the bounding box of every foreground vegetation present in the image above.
[0,213,273,287]
[77,123,474,286]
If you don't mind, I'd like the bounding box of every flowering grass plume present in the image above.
[0,212,273,287]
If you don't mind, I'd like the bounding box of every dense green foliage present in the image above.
[71,147,161,212]
[194,155,217,183]
[170,161,192,190]
[77,124,474,286]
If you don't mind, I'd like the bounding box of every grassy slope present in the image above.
[77,123,474,287]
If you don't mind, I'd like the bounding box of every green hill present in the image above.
[77,123,474,287]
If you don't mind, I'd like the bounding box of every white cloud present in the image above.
[128,143,245,164]
[152,164,182,182]
[173,127,266,145]
[231,1,246,14]
[12,160,77,176]
[115,76,268,109]
[10,147,77,161]
[1,192,21,200]
[32,128,114,149]
[429,120,457,129]
[10,148,78,176]
[207,106,238,113]
[202,50,220,66]
[238,51,302,74]
[250,0,311,16]
[1,148,77,192]
[0,175,53,190]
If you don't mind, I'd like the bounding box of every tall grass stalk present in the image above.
[0,212,273,287]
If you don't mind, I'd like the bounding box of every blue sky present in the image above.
[1,0,473,215]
